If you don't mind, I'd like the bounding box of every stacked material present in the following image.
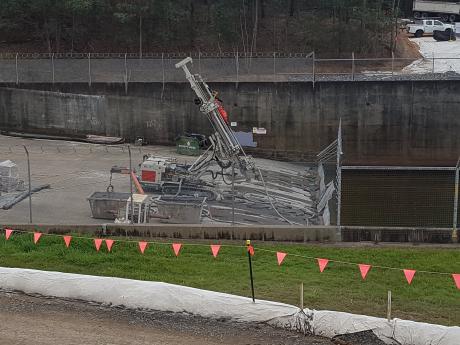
[0,160,19,193]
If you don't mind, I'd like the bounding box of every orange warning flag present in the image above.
[172,243,182,257]
[33,232,42,244]
[105,239,114,252]
[317,258,329,273]
[5,228,13,240]
[276,252,287,266]
[210,244,221,258]
[452,274,460,290]
[359,264,371,280]
[94,238,103,251]
[63,236,72,248]
[139,241,148,254]
[404,269,416,285]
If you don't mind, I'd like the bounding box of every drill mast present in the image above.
[175,57,254,178]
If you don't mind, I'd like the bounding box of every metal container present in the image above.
[88,192,130,220]
[156,196,206,224]
[176,136,201,156]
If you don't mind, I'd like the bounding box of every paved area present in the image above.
[0,290,336,345]
[0,135,151,224]
[0,135,316,225]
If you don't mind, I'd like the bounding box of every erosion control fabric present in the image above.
[0,267,458,345]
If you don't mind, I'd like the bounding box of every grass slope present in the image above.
[0,233,458,326]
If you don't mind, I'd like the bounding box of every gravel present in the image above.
[288,71,460,82]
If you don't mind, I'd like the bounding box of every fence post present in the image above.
[232,162,235,225]
[15,53,19,85]
[312,51,316,88]
[351,52,355,81]
[124,52,128,94]
[300,282,304,310]
[88,53,92,87]
[235,50,239,86]
[23,145,32,224]
[273,51,276,82]
[51,53,55,84]
[198,50,202,75]
[387,290,392,322]
[391,51,395,77]
[161,52,165,100]
[453,157,460,242]
[246,240,255,303]
[336,118,343,241]
[128,145,134,224]
[432,52,435,73]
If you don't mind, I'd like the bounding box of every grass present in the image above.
[0,233,459,326]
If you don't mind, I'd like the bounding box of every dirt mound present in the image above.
[395,33,422,59]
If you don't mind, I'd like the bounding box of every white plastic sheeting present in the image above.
[313,311,460,345]
[0,267,458,345]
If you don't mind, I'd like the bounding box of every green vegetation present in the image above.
[0,233,458,326]
[0,0,414,56]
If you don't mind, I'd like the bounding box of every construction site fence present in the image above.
[0,52,458,83]
[2,141,459,242]
[340,165,460,242]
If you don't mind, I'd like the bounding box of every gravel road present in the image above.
[0,290,336,345]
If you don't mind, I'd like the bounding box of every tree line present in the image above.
[0,0,414,56]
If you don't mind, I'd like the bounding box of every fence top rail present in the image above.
[342,165,457,171]
[0,52,317,59]
[1,51,459,61]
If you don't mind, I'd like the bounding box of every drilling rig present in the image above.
[137,57,256,199]
[174,57,255,179]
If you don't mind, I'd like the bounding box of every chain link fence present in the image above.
[314,121,459,242]
[340,164,460,242]
[1,52,460,83]
[1,136,459,242]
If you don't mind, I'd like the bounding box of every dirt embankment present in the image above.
[395,33,422,59]
[0,290,336,345]
[0,290,390,345]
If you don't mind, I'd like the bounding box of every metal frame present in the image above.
[453,157,460,240]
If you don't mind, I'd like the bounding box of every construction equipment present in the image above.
[138,156,217,200]
[132,56,256,201]
[174,57,255,179]
[413,0,460,22]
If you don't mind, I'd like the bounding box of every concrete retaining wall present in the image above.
[3,224,457,243]
[1,81,460,165]
[3,224,338,242]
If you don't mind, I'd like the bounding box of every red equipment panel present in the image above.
[142,170,156,182]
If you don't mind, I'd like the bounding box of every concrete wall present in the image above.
[3,224,456,243]
[1,81,460,165]
[4,224,337,243]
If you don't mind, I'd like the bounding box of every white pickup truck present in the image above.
[406,19,456,37]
